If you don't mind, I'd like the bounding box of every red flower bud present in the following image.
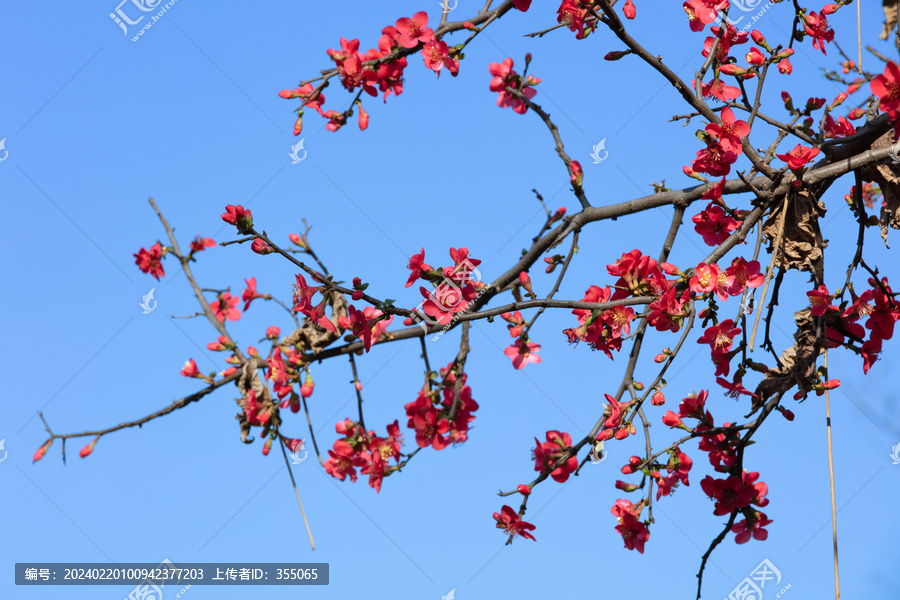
[266,326,280,339]
[79,437,98,459]
[615,480,639,492]
[301,372,315,398]
[651,391,665,406]
[262,438,272,456]
[517,484,532,496]
[33,440,52,462]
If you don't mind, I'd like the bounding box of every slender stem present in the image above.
[824,347,841,600]
[279,437,315,551]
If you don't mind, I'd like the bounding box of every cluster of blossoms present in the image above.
[488,56,541,114]
[501,310,542,369]
[278,11,462,133]
[324,418,404,493]
[812,278,900,374]
[404,362,479,451]
[404,247,484,330]
[656,390,772,545]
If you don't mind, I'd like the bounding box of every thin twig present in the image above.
[279,436,315,551]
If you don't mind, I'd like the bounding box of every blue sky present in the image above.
[2,1,900,599]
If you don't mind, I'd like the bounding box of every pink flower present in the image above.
[533,430,578,482]
[504,338,542,370]
[778,58,792,74]
[210,292,241,323]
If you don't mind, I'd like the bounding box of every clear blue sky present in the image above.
[2,2,900,599]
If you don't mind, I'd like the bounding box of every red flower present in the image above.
[807,284,833,316]
[413,406,451,450]
[871,61,900,114]
[557,1,592,39]
[504,338,542,369]
[488,58,538,114]
[189,235,215,253]
[395,12,433,48]
[725,257,764,295]
[732,511,773,544]
[706,107,750,154]
[802,11,834,55]
[776,144,821,171]
[623,0,636,19]
[405,248,432,287]
[683,0,729,31]
[700,474,757,515]
[692,204,739,246]
[493,505,536,541]
[611,499,649,553]
[210,292,241,323]
[324,440,368,483]
[180,358,199,378]
[692,140,737,177]
[697,319,741,352]
[242,277,265,311]
[689,262,721,295]
[533,430,578,482]
[421,39,458,77]
[221,205,253,233]
[134,242,166,280]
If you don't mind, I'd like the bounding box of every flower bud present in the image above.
[517,484,531,496]
[79,437,98,459]
[570,160,583,187]
[33,440,52,462]
[262,438,272,456]
[266,326,280,340]
[301,372,315,398]
[651,391,665,406]
[615,480,639,492]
